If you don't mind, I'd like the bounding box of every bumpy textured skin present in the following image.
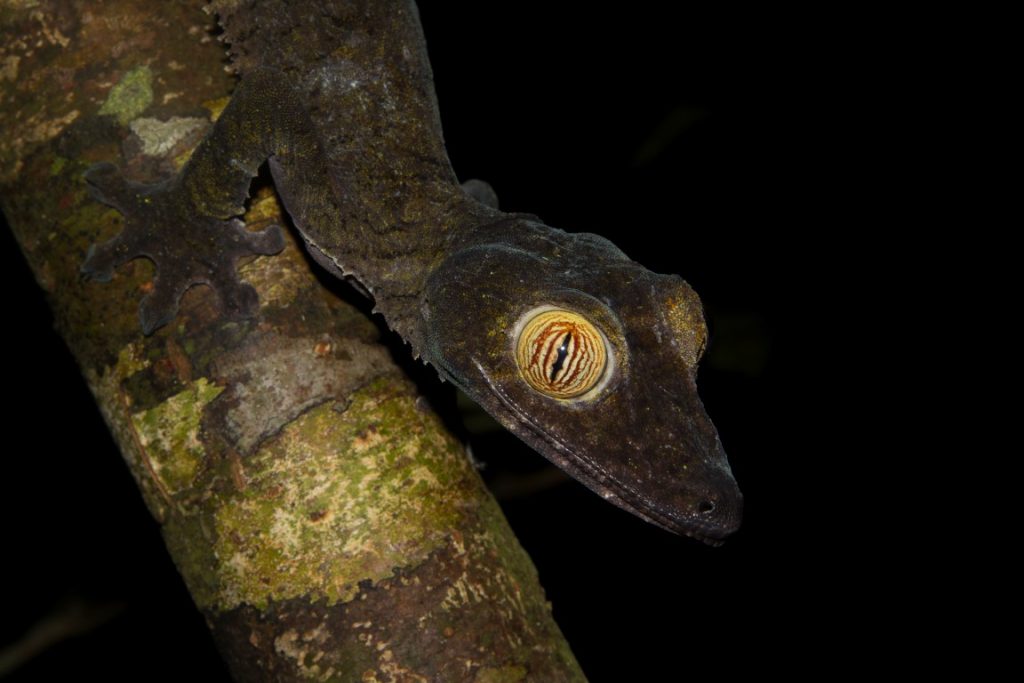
[84,0,742,543]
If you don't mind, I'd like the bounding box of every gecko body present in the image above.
[83,0,742,544]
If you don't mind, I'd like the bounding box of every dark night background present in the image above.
[1,2,889,680]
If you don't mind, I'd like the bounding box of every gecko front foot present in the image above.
[82,162,285,334]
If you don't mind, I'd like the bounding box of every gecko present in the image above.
[82,0,742,545]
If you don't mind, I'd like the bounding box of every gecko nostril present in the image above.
[697,500,715,514]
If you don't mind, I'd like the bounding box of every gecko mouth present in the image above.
[457,358,738,546]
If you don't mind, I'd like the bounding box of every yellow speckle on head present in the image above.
[661,284,708,366]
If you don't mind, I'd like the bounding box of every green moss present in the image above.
[201,377,473,611]
[474,666,528,683]
[49,156,67,175]
[113,343,150,378]
[130,377,224,494]
[98,65,153,124]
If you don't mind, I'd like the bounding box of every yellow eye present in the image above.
[516,309,608,399]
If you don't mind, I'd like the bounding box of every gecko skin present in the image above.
[83,0,742,545]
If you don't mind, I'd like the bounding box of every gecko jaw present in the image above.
[465,359,738,545]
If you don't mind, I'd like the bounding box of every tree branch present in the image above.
[0,2,585,680]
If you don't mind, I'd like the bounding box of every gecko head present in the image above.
[423,219,742,544]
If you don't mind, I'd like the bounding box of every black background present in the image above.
[1,2,875,680]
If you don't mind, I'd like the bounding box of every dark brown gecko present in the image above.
[82,0,742,545]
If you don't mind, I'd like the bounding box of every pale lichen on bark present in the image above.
[132,376,224,494]
[1,2,586,680]
[97,64,153,124]
[202,378,469,610]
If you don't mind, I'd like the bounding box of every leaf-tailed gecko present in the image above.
[82,0,742,545]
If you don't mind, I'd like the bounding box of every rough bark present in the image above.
[0,2,585,680]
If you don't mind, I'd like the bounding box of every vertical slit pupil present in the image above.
[549,332,572,382]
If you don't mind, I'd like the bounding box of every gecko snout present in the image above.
[676,474,743,543]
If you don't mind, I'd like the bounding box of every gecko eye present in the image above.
[515,309,609,399]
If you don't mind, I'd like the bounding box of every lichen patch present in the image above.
[128,115,207,157]
[208,378,472,611]
[85,344,174,520]
[274,628,335,681]
[130,377,224,494]
[211,331,394,455]
[98,64,153,124]
[1,55,20,81]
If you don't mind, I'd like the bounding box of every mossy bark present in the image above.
[0,2,586,681]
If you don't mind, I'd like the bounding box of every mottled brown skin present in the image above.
[83,0,741,543]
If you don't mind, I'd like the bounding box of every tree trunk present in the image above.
[0,2,585,680]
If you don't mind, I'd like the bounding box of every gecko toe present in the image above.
[236,220,286,256]
[214,277,260,321]
[139,278,189,335]
[84,162,140,211]
[81,242,116,282]
[82,234,143,282]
